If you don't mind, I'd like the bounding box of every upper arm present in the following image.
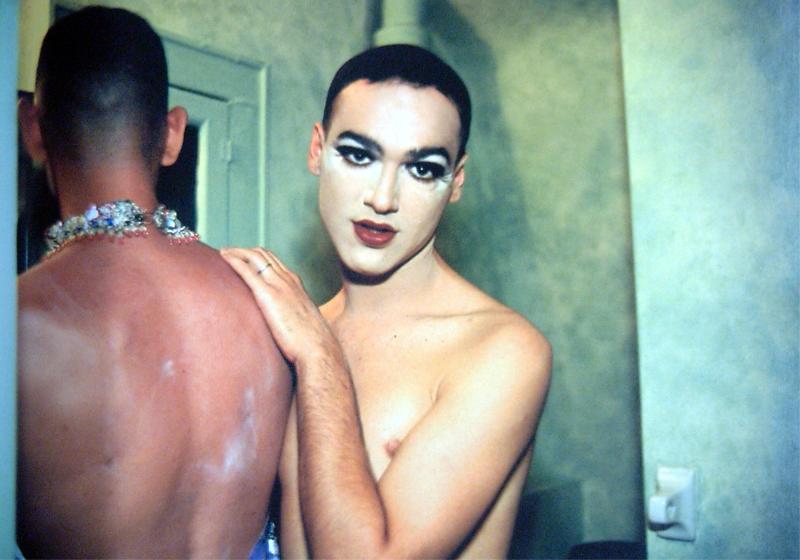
[377,320,551,558]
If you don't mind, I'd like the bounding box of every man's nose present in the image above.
[364,166,399,214]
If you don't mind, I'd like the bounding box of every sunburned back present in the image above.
[17,236,292,558]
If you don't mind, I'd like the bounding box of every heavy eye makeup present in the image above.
[334,143,376,167]
[332,133,452,185]
[405,158,450,183]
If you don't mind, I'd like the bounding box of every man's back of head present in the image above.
[36,6,167,167]
[17,7,292,558]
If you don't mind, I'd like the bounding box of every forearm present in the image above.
[216,249,402,556]
[294,348,389,558]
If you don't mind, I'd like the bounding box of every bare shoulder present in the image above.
[17,240,287,379]
[438,282,552,404]
[19,240,271,323]
[480,308,550,376]
[18,259,86,359]
[18,260,110,447]
[18,257,63,310]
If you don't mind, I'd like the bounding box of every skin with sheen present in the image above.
[222,58,551,559]
[16,8,292,558]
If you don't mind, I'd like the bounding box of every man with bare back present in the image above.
[223,44,551,558]
[16,7,291,558]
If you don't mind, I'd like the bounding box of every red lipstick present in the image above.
[353,220,397,248]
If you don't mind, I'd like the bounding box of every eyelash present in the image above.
[405,161,446,182]
[336,145,374,166]
[335,145,448,183]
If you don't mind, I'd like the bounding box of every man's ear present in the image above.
[160,106,188,166]
[18,97,46,163]
[307,122,325,176]
[449,153,469,203]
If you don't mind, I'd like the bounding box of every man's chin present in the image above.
[339,260,399,285]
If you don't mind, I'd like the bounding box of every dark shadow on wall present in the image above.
[428,2,646,557]
[608,0,645,545]
[426,3,536,300]
[298,229,342,304]
[425,7,575,557]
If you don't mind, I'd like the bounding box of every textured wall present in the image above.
[619,1,799,558]
[429,0,643,545]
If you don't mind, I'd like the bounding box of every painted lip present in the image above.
[353,219,397,248]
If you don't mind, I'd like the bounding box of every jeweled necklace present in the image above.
[44,199,199,258]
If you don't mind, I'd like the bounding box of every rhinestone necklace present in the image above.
[44,199,199,258]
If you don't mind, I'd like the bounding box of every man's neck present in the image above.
[338,239,447,318]
[52,160,159,218]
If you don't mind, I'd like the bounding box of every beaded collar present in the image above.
[44,199,199,258]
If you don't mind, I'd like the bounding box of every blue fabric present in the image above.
[16,520,280,560]
[249,518,280,560]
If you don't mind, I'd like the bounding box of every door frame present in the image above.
[162,33,270,249]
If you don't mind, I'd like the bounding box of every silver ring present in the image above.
[256,263,271,275]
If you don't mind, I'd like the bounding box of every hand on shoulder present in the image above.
[220,247,344,368]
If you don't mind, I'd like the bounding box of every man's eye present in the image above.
[408,161,446,181]
[336,146,373,166]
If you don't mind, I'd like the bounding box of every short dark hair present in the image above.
[35,6,168,164]
[322,44,471,160]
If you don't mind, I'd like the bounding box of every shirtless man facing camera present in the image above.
[17,7,291,557]
[223,44,551,558]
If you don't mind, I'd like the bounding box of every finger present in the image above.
[250,250,299,288]
[221,247,262,266]
[222,247,271,276]
[221,255,290,338]
[253,248,291,276]
[251,258,271,276]
[244,254,270,276]
[220,251,258,282]
[258,250,303,287]
[221,252,273,291]
[220,246,249,264]
[250,248,280,275]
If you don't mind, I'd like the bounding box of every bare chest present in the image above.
[334,321,461,480]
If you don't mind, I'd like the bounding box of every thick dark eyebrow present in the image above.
[336,131,383,155]
[336,130,452,167]
[405,147,451,167]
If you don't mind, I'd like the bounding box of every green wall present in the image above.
[430,0,643,546]
[619,1,799,557]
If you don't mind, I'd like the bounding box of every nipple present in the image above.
[384,437,401,457]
